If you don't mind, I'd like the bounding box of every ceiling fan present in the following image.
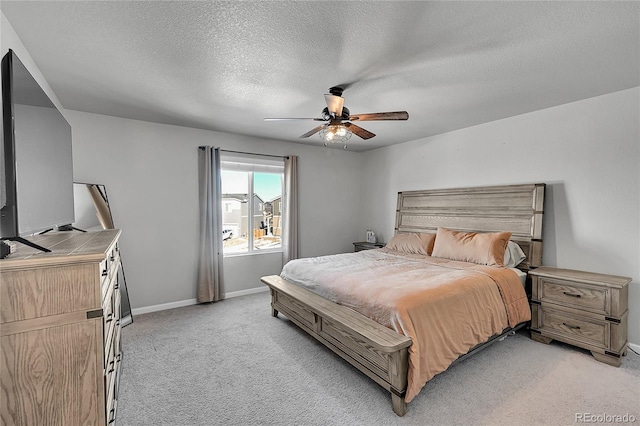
[264,86,409,147]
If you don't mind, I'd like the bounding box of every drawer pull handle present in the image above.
[102,269,108,277]
[105,313,113,323]
[563,322,581,330]
[563,292,581,298]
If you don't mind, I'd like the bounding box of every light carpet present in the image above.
[117,291,640,425]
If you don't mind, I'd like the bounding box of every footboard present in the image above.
[261,275,413,416]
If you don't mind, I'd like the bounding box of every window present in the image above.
[220,154,284,255]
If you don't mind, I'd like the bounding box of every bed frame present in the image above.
[261,183,545,416]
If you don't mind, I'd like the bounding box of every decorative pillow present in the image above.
[503,241,526,268]
[386,232,436,255]
[431,227,511,267]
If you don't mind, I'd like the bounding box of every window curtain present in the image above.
[197,146,224,303]
[282,155,299,264]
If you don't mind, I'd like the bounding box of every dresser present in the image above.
[529,266,630,367]
[0,230,123,425]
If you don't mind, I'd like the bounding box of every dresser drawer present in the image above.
[538,306,608,349]
[104,293,121,358]
[100,245,119,301]
[112,289,122,356]
[538,277,607,315]
[108,248,120,282]
[105,332,117,378]
[105,367,116,425]
[104,317,120,425]
[100,258,110,298]
[103,288,115,348]
[113,322,122,363]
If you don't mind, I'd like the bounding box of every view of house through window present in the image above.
[221,158,284,254]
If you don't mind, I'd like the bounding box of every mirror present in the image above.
[73,182,133,326]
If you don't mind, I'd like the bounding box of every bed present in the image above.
[261,183,545,416]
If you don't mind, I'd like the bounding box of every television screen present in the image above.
[1,49,74,239]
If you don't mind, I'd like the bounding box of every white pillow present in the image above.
[503,241,526,268]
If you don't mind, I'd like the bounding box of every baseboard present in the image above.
[130,286,269,316]
[131,298,198,316]
[225,286,270,299]
[629,342,640,354]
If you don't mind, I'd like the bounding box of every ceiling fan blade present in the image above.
[348,111,409,121]
[264,117,325,121]
[299,124,326,138]
[324,94,344,117]
[344,122,376,140]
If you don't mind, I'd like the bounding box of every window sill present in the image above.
[223,248,283,258]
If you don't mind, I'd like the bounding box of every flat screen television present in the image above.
[1,49,74,252]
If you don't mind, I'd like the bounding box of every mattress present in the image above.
[281,248,531,402]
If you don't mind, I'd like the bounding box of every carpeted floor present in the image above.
[117,291,640,426]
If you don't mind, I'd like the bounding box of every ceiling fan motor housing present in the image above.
[328,86,344,97]
[321,106,350,120]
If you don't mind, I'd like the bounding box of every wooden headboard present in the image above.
[395,183,545,270]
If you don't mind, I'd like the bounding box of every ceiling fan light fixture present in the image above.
[320,124,352,148]
[265,86,408,146]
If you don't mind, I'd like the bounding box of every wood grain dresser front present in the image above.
[0,230,122,425]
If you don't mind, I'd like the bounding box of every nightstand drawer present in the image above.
[539,277,607,315]
[538,307,608,349]
[353,241,385,252]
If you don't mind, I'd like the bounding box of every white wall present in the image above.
[0,12,64,114]
[359,87,640,346]
[68,110,363,310]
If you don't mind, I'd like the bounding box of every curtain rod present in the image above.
[219,148,288,159]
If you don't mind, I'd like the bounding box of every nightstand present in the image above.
[529,266,631,367]
[353,241,385,252]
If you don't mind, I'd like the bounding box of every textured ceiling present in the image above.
[2,1,638,152]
